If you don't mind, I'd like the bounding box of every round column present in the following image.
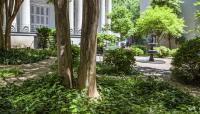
[20,0,30,32]
[106,0,112,25]
[74,0,83,35]
[69,0,74,34]
[100,0,106,31]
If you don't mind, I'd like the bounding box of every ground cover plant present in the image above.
[0,48,51,65]
[0,68,23,78]
[0,73,200,114]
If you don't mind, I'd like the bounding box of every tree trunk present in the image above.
[3,0,24,49]
[78,0,99,98]
[168,34,172,49]
[5,23,12,49]
[54,0,73,89]
[0,0,5,50]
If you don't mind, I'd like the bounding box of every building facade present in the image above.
[11,0,112,34]
[9,0,112,48]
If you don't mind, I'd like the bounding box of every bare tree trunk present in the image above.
[0,0,5,50]
[78,0,99,98]
[168,34,172,49]
[54,0,73,88]
[5,23,12,49]
[3,0,24,50]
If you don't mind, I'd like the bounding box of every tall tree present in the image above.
[0,0,24,50]
[78,0,99,98]
[53,0,73,88]
[151,0,183,15]
[110,6,133,40]
[135,6,184,46]
[0,0,5,50]
[5,0,24,49]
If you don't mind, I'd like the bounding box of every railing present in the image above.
[4,24,82,35]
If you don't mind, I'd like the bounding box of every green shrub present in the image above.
[72,45,80,67]
[131,45,147,53]
[172,38,200,85]
[97,33,117,48]
[155,46,171,58]
[104,48,135,74]
[0,49,51,65]
[37,27,52,49]
[170,48,178,57]
[49,29,57,49]
[131,47,144,56]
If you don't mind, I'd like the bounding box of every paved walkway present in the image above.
[0,57,56,86]
[135,56,172,77]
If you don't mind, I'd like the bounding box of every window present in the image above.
[41,16,44,24]
[36,16,40,24]
[46,17,49,25]
[36,7,40,14]
[41,7,44,15]
[30,5,50,32]
[46,8,49,16]
[31,6,34,14]
[31,15,34,23]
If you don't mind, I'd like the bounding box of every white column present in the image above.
[100,0,106,31]
[74,0,83,34]
[69,0,74,34]
[106,0,112,25]
[20,0,30,32]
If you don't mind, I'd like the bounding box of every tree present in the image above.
[0,0,24,50]
[135,6,184,47]
[151,0,183,15]
[53,0,73,88]
[110,6,133,40]
[112,0,140,21]
[194,0,200,36]
[0,0,5,50]
[78,0,99,98]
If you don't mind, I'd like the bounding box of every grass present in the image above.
[0,68,24,78]
[0,73,200,114]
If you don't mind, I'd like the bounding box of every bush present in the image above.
[131,45,147,53]
[155,46,171,58]
[49,29,57,49]
[104,48,135,74]
[37,27,52,49]
[172,38,200,85]
[72,45,80,67]
[0,49,51,65]
[131,47,144,56]
[170,48,178,57]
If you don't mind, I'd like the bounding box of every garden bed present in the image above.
[0,49,52,65]
[1,73,200,113]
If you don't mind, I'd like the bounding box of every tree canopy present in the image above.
[151,0,183,15]
[135,6,184,40]
[110,6,133,39]
[112,0,140,21]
